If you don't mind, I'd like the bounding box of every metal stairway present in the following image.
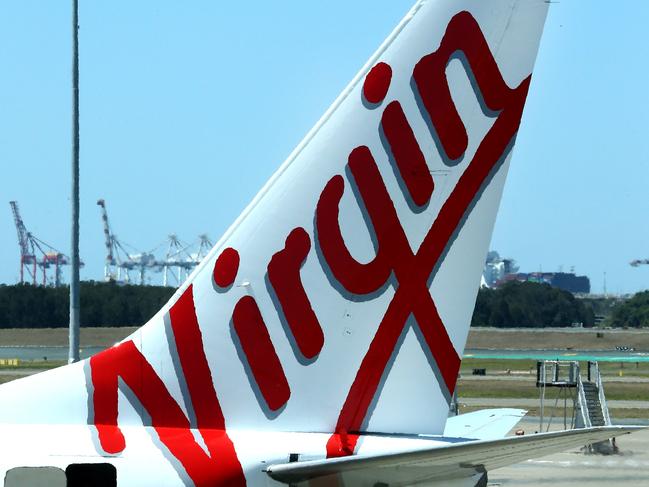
[537,360,617,454]
[581,381,606,427]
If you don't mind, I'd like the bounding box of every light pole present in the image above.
[69,0,80,363]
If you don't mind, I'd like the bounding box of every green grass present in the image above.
[458,379,538,399]
[457,378,649,401]
[461,357,649,378]
[0,360,65,370]
[608,408,649,419]
[589,382,649,401]
[598,361,649,377]
[461,358,537,373]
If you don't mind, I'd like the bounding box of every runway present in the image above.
[462,397,649,410]
[0,346,103,361]
[464,349,649,362]
[2,345,647,363]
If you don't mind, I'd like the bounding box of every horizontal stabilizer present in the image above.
[267,426,643,485]
[443,408,527,441]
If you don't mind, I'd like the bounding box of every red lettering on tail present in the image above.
[90,286,245,487]
[319,147,459,457]
[232,295,291,411]
[381,100,434,206]
[267,227,324,359]
[213,248,240,288]
[363,62,392,105]
[88,7,534,471]
[324,10,532,457]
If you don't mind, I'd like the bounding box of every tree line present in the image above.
[471,281,596,327]
[607,291,649,328]
[0,282,174,328]
[0,280,646,328]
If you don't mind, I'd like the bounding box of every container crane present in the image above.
[159,234,214,287]
[10,201,37,284]
[196,234,214,261]
[9,201,74,286]
[96,199,157,285]
[161,234,196,286]
[96,198,117,281]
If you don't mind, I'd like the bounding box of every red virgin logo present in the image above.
[87,10,533,483]
[324,10,532,457]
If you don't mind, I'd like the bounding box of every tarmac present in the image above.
[489,417,649,486]
[0,345,103,361]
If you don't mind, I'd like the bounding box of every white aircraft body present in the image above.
[0,1,640,486]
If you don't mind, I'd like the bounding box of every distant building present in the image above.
[497,272,591,294]
[482,251,519,287]
[483,251,591,294]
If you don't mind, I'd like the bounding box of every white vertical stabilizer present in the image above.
[0,0,549,480]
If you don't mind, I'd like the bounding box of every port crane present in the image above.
[160,234,214,286]
[161,234,195,287]
[96,199,157,284]
[9,201,75,286]
[97,199,214,287]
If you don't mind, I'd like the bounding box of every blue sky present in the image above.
[0,1,647,294]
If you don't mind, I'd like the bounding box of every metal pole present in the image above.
[69,0,80,363]
[539,362,544,432]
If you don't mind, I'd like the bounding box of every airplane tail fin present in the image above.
[0,0,550,471]
[89,0,550,447]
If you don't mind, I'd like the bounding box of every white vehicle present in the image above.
[0,1,640,486]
